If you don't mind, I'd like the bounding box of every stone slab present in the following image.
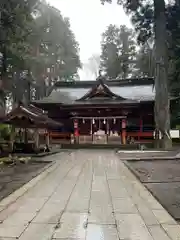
[152,209,177,225]
[148,225,171,240]
[88,207,115,225]
[86,224,119,240]
[112,198,137,213]
[19,223,56,240]
[137,203,159,226]
[3,211,37,225]
[33,203,62,224]
[162,224,180,240]
[0,224,27,238]
[53,213,88,239]
[116,213,153,240]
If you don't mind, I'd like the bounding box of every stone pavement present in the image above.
[0,150,179,239]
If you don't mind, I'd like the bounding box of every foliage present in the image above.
[0,0,81,110]
[134,42,155,77]
[0,0,39,109]
[31,3,81,84]
[110,1,180,96]
[0,124,11,140]
[100,24,136,79]
[166,4,180,96]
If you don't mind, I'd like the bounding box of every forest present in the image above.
[0,0,81,112]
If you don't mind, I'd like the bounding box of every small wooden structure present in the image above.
[2,103,62,152]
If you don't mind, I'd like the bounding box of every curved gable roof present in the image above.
[77,77,125,101]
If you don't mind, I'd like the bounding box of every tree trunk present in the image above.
[0,47,7,116]
[0,89,5,116]
[27,70,31,104]
[154,0,172,149]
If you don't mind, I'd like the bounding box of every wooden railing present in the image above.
[40,131,154,144]
[49,132,71,139]
[49,131,153,138]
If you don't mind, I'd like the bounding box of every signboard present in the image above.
[170,130,179,138]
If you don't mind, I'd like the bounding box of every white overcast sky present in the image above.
[49,0,132,79]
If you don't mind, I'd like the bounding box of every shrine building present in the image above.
[33,76,159,145]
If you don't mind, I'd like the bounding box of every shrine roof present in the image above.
[34,77,155,105]
[65,98,140,106]
[3,104,62,128]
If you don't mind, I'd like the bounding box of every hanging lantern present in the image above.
[92,118,95,124]
[114,118,116,124]
[83,119,85,124]
[103,119,106,124]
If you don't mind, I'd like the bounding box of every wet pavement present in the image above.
[0,150,179,239]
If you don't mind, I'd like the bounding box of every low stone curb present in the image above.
[116,152,179,161]
[15,149,61,158]
[119,157,178,161]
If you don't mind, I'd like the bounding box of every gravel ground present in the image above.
[126,159,180,221]
[0,160,50,202]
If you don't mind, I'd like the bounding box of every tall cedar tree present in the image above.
[100,24,136,79]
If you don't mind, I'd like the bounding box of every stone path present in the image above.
[0,150,179,239]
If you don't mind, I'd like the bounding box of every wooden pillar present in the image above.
[24,128,28,144]
[34,129,39,151]
[91,118,93,143]
[106,119,109,143]
[45,130,50,148]
[73,119,79,143]
[9,126,15,152]
[122,119,127,145]
[49,131,52,145]
[139,117,143,141]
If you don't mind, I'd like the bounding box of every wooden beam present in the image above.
[71,116,127,119]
